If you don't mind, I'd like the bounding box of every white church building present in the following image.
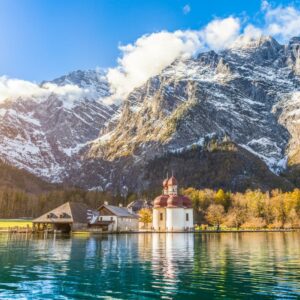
[152,176,194,232]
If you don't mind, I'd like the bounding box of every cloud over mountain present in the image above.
[106,30,201,103]
[245,1,300,41]
[0,76,89,103]
[2,1,300,107]
[106,1,300,103]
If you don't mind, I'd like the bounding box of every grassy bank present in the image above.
[0,219,32,230]
[195,225,300,232]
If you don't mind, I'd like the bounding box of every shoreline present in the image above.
[1,228,300,235]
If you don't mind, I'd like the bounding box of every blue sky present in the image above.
[0,0,299,82]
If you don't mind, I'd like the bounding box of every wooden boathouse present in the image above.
[32,202,89,233]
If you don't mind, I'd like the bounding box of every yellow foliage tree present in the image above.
[206,204,225,230]
[139,208,152,225]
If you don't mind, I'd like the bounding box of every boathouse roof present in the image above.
[33,202,89,224]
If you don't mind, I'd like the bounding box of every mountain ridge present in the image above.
[0,35,300,193]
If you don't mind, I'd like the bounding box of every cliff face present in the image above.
[81,36,300,192]
[0,69,117,182]
[1,36,300,193]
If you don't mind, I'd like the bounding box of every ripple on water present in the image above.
[0,232,300,299]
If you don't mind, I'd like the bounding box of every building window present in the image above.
[111,217,113,221]
[160,213,163,221]
[186,213,189,221]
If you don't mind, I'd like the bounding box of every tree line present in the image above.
[1,182,300,230]
[0,187,136,218]
[182,188,300,229]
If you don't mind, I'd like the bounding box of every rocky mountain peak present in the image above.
[48,69,105,85]
[43,69,110,102]
[196,50,219,67]
[286,37,300,75]
[288,36,300,47]
[231,35,279,50]
[1,36,300,193]
[0,69,117,182]
[216,57,232,75]
[228,35,283,65]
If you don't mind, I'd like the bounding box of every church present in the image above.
[152,176,194,232]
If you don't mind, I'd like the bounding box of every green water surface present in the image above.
[0,232,299,299]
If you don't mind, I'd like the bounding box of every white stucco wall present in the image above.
[153,208,166,231]
[153,207,194,232]
[99,215,138,232]
[184,208,194,230]
[117,217,139,231]
[166,208,185,231]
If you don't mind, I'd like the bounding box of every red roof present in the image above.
[167,176,177,186]
[153,195,168,208]
[154,194,192,208]
[167,195,183,208]
[182,195,193,208]
[154,176,192,208]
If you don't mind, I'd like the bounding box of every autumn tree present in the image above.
[139,208,153,226]
[272,190,290,228]
[206,204,225,231]
[263,192,276,226]
[215,188,231,210]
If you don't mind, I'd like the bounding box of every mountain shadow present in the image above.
[144,142,294,194]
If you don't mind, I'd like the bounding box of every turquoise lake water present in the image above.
[0,232,300,299]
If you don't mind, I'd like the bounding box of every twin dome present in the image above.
[163,176,178,188]
[154,176,192,208]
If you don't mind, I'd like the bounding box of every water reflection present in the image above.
[0,232,299,299]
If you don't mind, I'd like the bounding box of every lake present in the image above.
[0,232,300,299]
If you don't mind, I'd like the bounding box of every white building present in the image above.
[97,204,139,232]
[152,176,194,232]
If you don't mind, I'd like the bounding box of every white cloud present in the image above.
[106,17,240,103]
[261,0,270,11]
[183,4,191,15]
[3,1,300,106]
[241,1,300,42]
[106,30,202,103]
[106,2,300,104]
[264,4,300,41]
[243,24,263,39]
[200,17,241,50]
[0,76,88,103]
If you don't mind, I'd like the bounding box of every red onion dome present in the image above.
[167,195,183,208]
[182,195,193,208]
[163,178,168,188]
[154,195,168,208]
[167,176,177,186]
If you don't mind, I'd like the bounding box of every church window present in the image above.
[186,213,189,221]
[160,213,163,221]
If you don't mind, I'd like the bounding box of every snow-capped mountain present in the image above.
[1,36,300,192]
[0,69,117,181]
[84,36,300,191]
